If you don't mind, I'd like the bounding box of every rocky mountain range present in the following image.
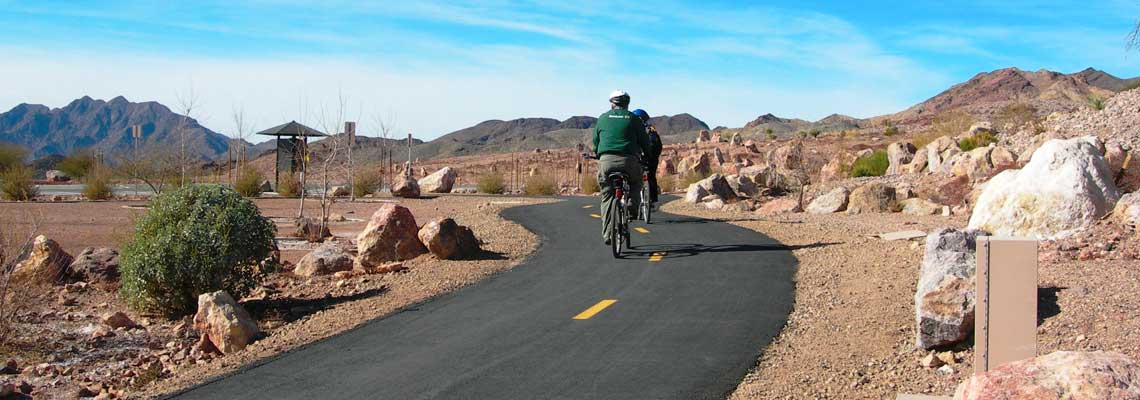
[0,96,238,160]
[4,67,1138,164]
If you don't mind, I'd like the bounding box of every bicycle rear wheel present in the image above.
[610,196,622,258]
[640,188,651,224]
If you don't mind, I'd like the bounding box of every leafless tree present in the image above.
[373,110,398,191]
[116,149,181,194]
[175,86,202,186]
[0,212,40,345]
[1128,21,1140,52]
[313,91,351,236]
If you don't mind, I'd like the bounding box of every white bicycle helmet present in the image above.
[609,90,630,106]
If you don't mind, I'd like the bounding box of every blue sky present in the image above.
[2,0,1139,140]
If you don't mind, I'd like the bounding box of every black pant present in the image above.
[647,161,659,202]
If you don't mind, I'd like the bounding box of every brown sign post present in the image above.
[974,237,1038,373]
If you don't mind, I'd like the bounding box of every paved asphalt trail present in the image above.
[169,196,797,400]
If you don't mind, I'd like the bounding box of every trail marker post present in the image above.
[974,237,1038,374]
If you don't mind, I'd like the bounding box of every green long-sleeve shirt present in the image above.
[592,108,649,158]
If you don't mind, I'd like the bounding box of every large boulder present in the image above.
[903,147,930,174]
[45,170,71,182]
[391,177,421,198]
[417,218,481,260]
[949,146,996,180]
[695,174,737,201]
[755,197,800,216]
[356,204,428,268]
[887,142,917,175]
[1115,192,1140,225]
[724,174,758,198]
[768,142,803,171]
[680,153,711,177]
[1104,143,1140,193]
[954,351,1140,400]
[989,146,1018,172]
[67,247,119,284]
[806,187,849,214]
[925,136,958,172]
[684,183,710,203]
[712,147,727,166]
[846,183,897,214]
[969,136,1120,239]
[12,235,73,284]
[900,198,942,216]
[915,228,987,349]
[294,242,355,276]
[743,140,760,154]
[418,167,458,193]
[193,291,259,354]
[820,153,857,182]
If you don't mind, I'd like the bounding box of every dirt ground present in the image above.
[663,199,1140,399]
[0,194,555,399]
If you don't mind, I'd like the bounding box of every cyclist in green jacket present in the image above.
[592,90,650,245]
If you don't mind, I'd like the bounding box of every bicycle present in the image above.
[606,171,633,258]
[639,171,652,225]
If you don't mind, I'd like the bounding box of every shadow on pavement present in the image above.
[620,242,840,260]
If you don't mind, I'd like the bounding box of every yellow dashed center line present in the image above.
[589,213,601,218]
[573,299,617,320]
[634,227,649,234]
[582,205,594,209]
[648,252,666,262]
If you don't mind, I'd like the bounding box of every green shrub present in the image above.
[958,131,997,152]
[524,175,557,195]
[0,166,37,201]
[477,173,505,194]
[119,185,277,317]
[58,150,96,179]
[83,168,114,200]
[233,166,265,197]
[353,168,381,198]
[581,174,600,194]
[276,174,301,197]
[849,150,889,178]
[765,128,776,140]
[681,171,710,187]
[0,144,26,173]
[1089,94,1106,111]
[883,126,900,136]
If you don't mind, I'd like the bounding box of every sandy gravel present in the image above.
[0,194,555,399]
[664,198,1140,399]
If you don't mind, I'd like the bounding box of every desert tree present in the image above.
[174,85,202,187]
[372,110,398,191]
[0,212,40,345]
[115,148,182,194]
[312,91,352,236]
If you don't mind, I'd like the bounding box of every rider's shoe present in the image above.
[604,237,611,245]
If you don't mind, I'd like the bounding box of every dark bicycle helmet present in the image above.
[631,109,649,122]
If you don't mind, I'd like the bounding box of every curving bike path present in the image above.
[168,196,797,400]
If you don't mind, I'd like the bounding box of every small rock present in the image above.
[1,359,18,374]
[938,364,955,374]
[101,311,138,329]
[921,353,945,368]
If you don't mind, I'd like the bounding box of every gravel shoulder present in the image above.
[0,195,556,399]
[664,198,1140,399]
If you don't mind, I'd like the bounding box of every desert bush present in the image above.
[58,150,96,179]
[0,166,37,201]
[929,110,972,137]
[276,173,301,197]
[765,128,776,140]
[524,175,557,195]
[0,144,25,173]
[233,166,265,197]
[119,185,277,317]
[477,173,505,194]
[83,168,114,200]
[849,150,889,178]
[353,168,381,198]
[958,131,998,152]
[658,175,676,193]
[681,171,710,187]
[581,174,600,194]
[1089,94,1106,111]
[911,131,941,149]
[994,103,1040,133]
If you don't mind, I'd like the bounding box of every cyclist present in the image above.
[593,90,650,245]
[631,109,663,207]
